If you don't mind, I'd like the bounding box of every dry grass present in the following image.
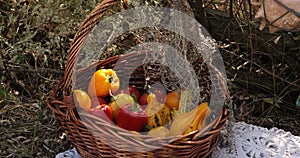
[0,0,102,157]
[0,102,71,157]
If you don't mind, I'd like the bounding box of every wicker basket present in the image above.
[47,0,229,157]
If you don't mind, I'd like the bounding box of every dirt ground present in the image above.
[0,0,299,157]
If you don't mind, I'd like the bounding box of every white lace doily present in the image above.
[213,122,300,158]
[56,122,300,158]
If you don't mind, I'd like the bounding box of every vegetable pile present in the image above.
[74,69,211,137]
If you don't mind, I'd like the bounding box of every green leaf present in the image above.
[131,93,137,103]
[296,94,300,107]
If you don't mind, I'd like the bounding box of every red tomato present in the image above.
[114,86,141,102]
[89,104,113,122]
[91,97,108,108]
[139,93,148,106]
[117,103,148,131]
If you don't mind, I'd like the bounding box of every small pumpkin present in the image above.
[146,94,173,129]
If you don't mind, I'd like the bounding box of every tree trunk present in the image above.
[187,0,209,30]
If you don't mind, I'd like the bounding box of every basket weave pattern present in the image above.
[47,0,229,157]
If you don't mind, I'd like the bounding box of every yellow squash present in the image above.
[169,102,210,136]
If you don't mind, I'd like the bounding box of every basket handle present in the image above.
[62,0,120,95]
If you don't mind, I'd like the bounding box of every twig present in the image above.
[246,0,254,72]
[0,67,63,75]
[248,0,253,21]
[224,49,300,89]
[229,0,233,17]
[0,49,13,81]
